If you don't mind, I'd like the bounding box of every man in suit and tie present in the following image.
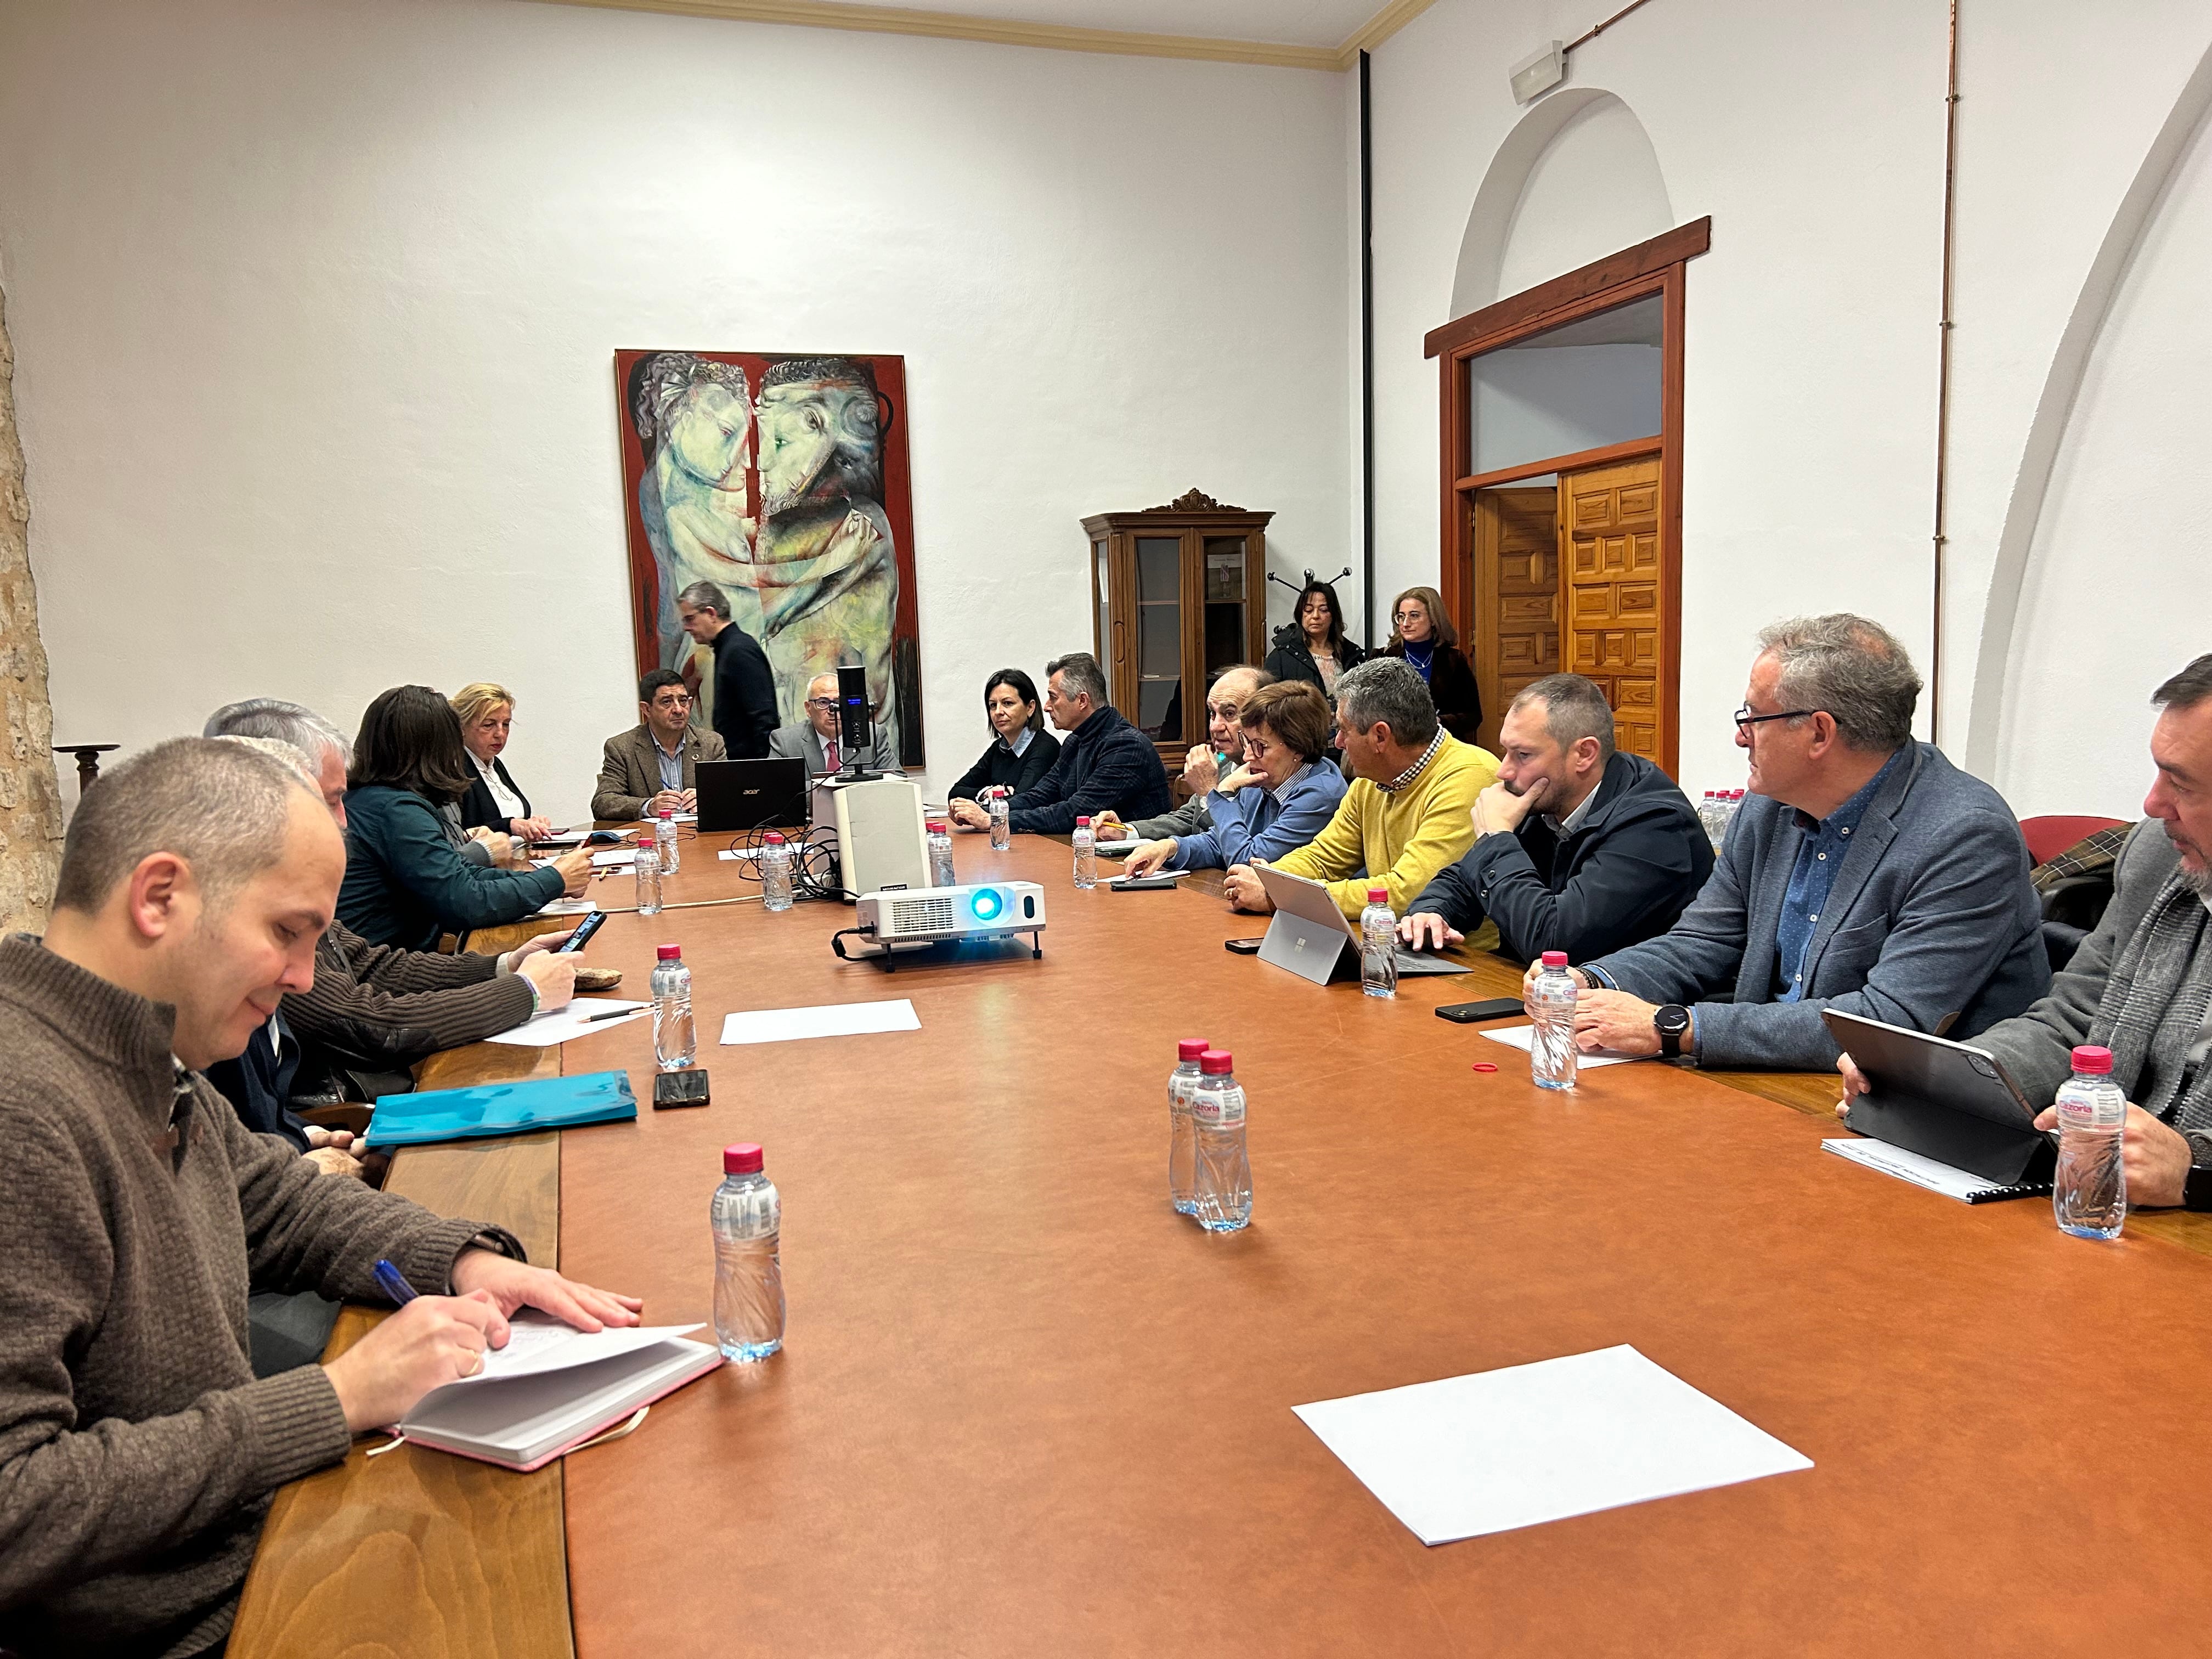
[591,670,729,821]
[1543,614,2049,1071]
[769,671,892,776]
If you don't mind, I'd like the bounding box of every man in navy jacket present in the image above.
[990,652,1172,835]
[1401,674,1712,964]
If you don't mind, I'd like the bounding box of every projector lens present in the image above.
[970,889,1002,921]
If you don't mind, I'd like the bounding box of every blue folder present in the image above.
[363,1070,638,1149]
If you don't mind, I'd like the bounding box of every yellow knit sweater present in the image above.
[1273,733,1500,924]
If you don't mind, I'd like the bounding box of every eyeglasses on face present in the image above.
[1733,705,1821,731]
[805,697,839,710]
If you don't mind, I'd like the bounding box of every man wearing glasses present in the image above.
[770,670,893,775]
[591,669,730,821]
[1535,614,2048,1071]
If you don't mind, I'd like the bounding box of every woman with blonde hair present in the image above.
[1382,585,1482,742]
[451,682,552,841]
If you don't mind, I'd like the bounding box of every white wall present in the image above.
[1369,0,2212,809]
[0,0,1350,816]
[1494,95,1672,302]
[1469,342,1661,476]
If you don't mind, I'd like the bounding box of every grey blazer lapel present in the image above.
[1736,810,1798,1004]
[1797,744,1920,981]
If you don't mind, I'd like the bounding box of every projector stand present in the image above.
[865,929,1045,972]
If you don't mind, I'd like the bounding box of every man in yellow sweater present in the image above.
[1223,656,1499,927]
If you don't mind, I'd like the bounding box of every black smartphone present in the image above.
[1435,997,1526,1023]
[1110,876,1183,891]
[1224,937,1266,955]
[554,911,608,953]
[653,1069,711,1109]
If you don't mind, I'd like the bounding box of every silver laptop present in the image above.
[1254,865,1469,987]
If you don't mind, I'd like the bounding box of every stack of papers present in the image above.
[1294,1345,1812,1545]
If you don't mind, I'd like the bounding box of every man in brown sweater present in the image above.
[0,737,642,1659]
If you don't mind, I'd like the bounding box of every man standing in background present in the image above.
[678,581,778,760]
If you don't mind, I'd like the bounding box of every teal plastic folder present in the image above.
[364,1070,637,1149]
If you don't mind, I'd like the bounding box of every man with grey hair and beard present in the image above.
[1555,614,2047,1070]
[1838,654,2212,1207]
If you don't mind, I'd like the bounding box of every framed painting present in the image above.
[613,350,923,766]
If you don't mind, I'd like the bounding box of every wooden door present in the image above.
[1559,457,1667,763]
[1470,485,1561,753]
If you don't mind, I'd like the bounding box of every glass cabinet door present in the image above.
[1135,535,1182,738]
[1202,535,1249,682]
[1092,538,1111,671]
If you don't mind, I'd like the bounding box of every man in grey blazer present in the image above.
[1553,615,2047,1071]
[591,669,728,821]
[1092,664,1272,843]
[1839,654,2212,1207]
[769,671,891,775]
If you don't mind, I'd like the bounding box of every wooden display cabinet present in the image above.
[1082,489,1272,768]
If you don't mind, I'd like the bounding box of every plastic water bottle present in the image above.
[927,819,956,888]
[1725,789,1746,836]
[634,831,662,916]
[651,943,695,1071]
[2053,1044,2127,1239]
[1189,1049,1250,1233]
[1360,884,1397,999]
[710,1143,785,1362]
[1073,816,1097,889]
[1699,792,1724,851]
[657,806,680,873]
[989,789,1011,851]
[1526,950,1579,1091]
[1168,1037,1207,1216]
[759,832,793,912]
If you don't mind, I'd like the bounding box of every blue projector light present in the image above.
[969,888,1004,921]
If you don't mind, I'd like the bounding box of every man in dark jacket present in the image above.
[679,580,779,759]
[958,651,1170,835]
[1401,674,1713,964]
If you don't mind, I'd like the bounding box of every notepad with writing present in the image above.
[397,1330,723,1471]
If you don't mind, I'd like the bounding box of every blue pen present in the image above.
[372,1259,417,1306]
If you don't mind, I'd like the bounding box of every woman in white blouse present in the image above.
[452,681,554,841]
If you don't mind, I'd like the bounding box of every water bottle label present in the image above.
[1192,1092,1245,1128]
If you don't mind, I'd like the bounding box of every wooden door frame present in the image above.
[1425,217,1709,775]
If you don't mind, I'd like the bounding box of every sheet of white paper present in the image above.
[448,1312,707,1386]
[720,998,920,1046]
[1294,1345,1812,1546]
[1478,1022,1649,1068]
[1820,1137,2019,1202]
[485,998,650,1046]
[1106,870,1187,884]
[590,848,640,868]
[534,896,599,917]
[717,848,764,861]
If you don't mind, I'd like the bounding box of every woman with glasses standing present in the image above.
[1382,585,1482,742]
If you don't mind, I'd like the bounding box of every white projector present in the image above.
[852,881,1046,961]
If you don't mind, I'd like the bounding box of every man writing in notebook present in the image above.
[0,738,642,1659]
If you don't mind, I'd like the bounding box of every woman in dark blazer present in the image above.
[452,681,551,840]
[338,685,590,951]
[1264,579,1364,707]
[947,668,1061,805]
[1382,584,1482,742]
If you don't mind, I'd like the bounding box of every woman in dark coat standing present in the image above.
[1381,584,1482,742]
[1264,579,1364,709]
[947,667,1061,806]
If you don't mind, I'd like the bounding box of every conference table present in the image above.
[233,829,2212,1656]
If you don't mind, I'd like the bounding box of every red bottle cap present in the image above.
[638,830,654,846]
[657,944,681,961]
[763,831,786,845]
[723,1142,763,1175]
[1368,885,1389,902]
[2071,1045,2114,1075]
[928,820,946,833]
[1199,1049,1234,1076]
[1541,951,1569,968]
[1178,1038,1209,1061]
[1076,816,1092,827]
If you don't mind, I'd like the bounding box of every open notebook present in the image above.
[397,1322,723,1471]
